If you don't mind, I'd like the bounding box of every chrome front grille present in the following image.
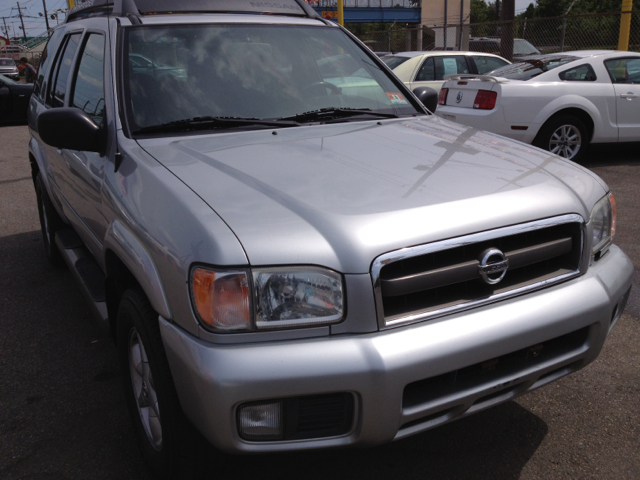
[372,215,585,329]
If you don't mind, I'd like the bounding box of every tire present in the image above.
[534,115,589,163]
[34,172,65,267]
[117,289,184,480]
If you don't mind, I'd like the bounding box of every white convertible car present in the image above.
[435,50,640,162]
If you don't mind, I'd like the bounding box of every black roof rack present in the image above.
[66,0,320,23]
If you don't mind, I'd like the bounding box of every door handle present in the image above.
[620,93,637,100]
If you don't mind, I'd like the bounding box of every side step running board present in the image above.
[55,228,110,333]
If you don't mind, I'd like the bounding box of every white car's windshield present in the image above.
[382,55,412,69]
[122,24,421,134]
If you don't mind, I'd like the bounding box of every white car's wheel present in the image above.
[536,115,589,163]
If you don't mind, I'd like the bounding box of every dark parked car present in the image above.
[469,37,541,60]
[0,73,33,124]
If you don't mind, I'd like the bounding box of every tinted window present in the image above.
[49,33,81,107]
[487,55,579,81]
[415,57,434,81]
[71,34,105,126]
[417,56,469,81]
[472,55,509,75]
[34,29,65,98]
[559,64,597,81]
[382,55,411,69]
[605,58,640,84]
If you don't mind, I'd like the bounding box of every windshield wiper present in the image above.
[277,107,399,124]
[134,116,299,134]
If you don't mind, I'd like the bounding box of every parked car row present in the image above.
[435,50,640,162]
[381,48,640,162]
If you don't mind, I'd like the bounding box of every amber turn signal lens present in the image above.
[192,268,251,331]
[609,192,616,237]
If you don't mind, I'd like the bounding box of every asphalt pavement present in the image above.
[1,125,638,480]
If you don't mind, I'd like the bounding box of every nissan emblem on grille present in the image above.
[478,248,509,285]
[456,92,463,103]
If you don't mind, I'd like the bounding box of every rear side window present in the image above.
[34,29,65,98]
[71,34,106,126]
[559,64,597,82]
[472,55,509,75]
[48,33,81,107]
[416,56,469,81]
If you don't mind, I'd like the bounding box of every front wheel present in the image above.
[117,289,182,479]
[534,115,589,163]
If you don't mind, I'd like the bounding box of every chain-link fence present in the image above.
[352,10,640,54]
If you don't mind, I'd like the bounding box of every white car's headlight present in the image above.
[190,265,344,332]
[591,192,616,255]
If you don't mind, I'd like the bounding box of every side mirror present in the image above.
[412,86,439,113]
[37,107,104,153]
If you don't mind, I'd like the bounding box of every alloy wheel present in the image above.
[128,328,163,450]
[549,124,582,160]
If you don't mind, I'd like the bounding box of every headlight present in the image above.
[253,267,343,329]
[190,265,344,332]
[591,192,616,255]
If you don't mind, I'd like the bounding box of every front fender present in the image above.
[104,220,172,320]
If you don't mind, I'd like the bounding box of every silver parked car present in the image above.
[28,0,633,478]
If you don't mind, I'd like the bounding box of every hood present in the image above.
[138,116,607,273]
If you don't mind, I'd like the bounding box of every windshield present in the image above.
[513,39,540,55]
[122,24,421,134]
[486,55,579,80]
[381,55,412,69]
[0,58,16,67]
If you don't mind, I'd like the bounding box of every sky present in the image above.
[0,0,539,40]
[0,0,69,40]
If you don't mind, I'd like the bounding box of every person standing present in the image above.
[20,57,36,84]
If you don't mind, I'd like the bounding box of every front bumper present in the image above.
[161,245,633,453]
[0,71,19,81]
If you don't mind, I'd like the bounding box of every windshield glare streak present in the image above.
[123,24,420,134]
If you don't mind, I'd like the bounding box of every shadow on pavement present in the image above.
[581,142,640,168]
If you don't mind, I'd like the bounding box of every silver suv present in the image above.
[28,0,632,478]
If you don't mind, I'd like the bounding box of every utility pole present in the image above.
[499,0,514,62]
[2,17,10,41]
[16,2,27,43]
[42,0,51,31]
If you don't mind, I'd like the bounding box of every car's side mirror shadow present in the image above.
[37,107,105,153]
[413,86,439,113]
